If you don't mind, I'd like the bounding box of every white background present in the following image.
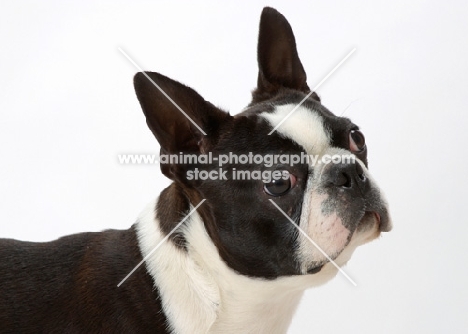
[1,1,467,333]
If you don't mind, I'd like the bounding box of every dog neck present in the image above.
[135,195,329,333]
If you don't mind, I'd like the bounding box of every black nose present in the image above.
[330,162,367,190]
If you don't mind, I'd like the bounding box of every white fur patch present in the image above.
[135,200,219,334]
[136,199,348,333]
[261,104,331,155]
[296,151,386,274]
[300,192,350,263]
[298,179,381,277]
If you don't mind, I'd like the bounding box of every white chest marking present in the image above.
[135,199,340,333]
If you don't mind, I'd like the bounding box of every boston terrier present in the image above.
[0,7,391,333]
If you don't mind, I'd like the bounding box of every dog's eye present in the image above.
[349,130,366,152]
[264,173,296,196]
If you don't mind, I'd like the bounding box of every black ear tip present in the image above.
[262,7,279,15]
[133,71,161,93]
[133,71,147,88]
[261,7,284,21]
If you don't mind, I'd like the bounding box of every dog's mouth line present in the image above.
[358,208,393,233]
[349,210,380,235]
[362,210,380,223]
[306,265,323,274]
[362,208,392,232]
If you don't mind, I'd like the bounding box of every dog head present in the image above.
[134,7,391,279]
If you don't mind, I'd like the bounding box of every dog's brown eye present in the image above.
[264,173,296,196]
[349,130,366,152]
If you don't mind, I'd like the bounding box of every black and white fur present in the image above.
[0,7,391,333]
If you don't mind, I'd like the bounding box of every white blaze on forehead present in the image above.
[261,104,331,155]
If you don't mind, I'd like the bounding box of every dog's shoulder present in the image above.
[0,227,171,333]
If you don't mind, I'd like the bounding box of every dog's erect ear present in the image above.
[253,7,319,103]
[134,72,229,155]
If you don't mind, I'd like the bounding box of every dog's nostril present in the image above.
[331,164,367,189]
[342,173,352,188]
[335,172,352,188]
